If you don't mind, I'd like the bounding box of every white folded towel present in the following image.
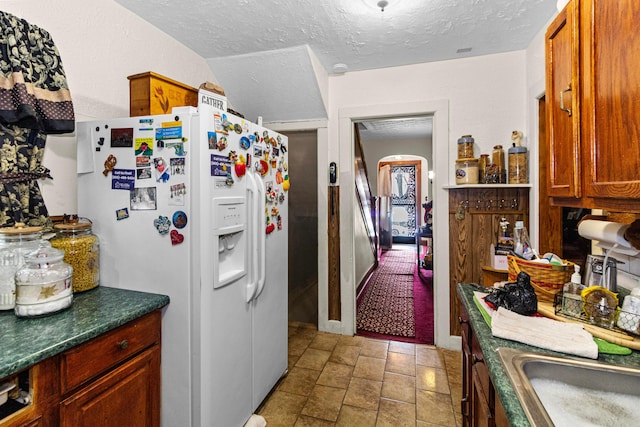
[491,306,598,359]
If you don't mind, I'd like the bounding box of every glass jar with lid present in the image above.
[492,145,506,184]
[455,158,479,185]
[50,217,100,292]
[0,224,50,310]
[14,246,73,318]
[457,135,475,159]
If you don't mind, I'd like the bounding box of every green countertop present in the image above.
[0,286,169,379]
[457,283,640,427]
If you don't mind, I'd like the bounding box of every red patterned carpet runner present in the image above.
[356,249,416,337]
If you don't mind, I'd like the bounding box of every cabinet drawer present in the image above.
[60,310,161,394]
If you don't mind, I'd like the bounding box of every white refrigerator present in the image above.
[76,91,289,427]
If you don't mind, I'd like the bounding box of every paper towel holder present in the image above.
[577,218,640,256]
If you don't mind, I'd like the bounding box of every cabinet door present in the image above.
[60,346,160,427]
[582,0,640,202]
[459,307,472,427]
[546,0,581,198]
[471,368,494,427]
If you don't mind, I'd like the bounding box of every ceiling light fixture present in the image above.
[377,1,389,11]
[332,63,348,74]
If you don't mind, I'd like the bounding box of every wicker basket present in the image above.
[507,255,573,302]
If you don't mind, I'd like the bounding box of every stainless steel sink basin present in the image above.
[496,347,640,426]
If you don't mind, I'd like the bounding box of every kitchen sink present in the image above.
[496,347,640,426]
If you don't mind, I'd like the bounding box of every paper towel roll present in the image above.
[578,220,638,254]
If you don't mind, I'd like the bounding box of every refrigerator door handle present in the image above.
[255,170,267,299]
[245,172,259,303]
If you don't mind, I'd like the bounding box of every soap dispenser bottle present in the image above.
[562,265,583,316]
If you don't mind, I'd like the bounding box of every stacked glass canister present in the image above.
[455,135,479,184]
[0,224,50,311]
[14,246,73,317]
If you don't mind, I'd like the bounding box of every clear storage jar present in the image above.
[457,135,475,159]
[0,224,49,310]
[50,218,100,293]
[508,146,528,184]
[455,158,479,185]
[14,246,73,318]
[492,145,506,184]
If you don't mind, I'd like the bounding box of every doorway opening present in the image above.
[354,116,434,344]
[283,130,318,325]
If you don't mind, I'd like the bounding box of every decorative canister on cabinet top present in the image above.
[14,246,73,318]
[455,158,479,185]
[50,217,100,293]
[492,145,506,184]
[0,224,49,310]
[457,135,475,159]
[508,145,528,184]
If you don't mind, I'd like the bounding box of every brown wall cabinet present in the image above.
[449,187,529,336]
[546,0,640,212]
[0,311,161,427]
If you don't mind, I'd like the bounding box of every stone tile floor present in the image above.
[257,322,463,426]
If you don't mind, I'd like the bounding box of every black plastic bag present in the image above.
[484,271,538,315]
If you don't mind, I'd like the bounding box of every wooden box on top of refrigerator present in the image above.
[127,71,199,117]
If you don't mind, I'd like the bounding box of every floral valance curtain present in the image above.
[0,11,74,228]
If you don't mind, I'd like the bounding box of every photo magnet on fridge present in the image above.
[208,131,217,150]
[111,128,134,147]
[130,187,157,211]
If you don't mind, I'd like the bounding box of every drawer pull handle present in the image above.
[118,339,129,350]
[458,316,468,325]
[472,354,483,365]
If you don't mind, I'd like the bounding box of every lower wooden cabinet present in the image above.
[60,346,159,427]
[0,310,161,427]
[460,304,508,427]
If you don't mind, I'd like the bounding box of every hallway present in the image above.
[257,322,463,426]
[356,244,434,344]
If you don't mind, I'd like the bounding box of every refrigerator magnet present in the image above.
[240,136,251,150]
[172,211,188,229]
[153,216,171,235]
[169,183,186,206]
[134,138,153,156]
[116,208,129,221]
[103,154,117,176]
[111,128,134,148]
[208,131,217,150]
[217,136,228,151]
[170,229,184,245]
[170,158,185,175]
[266,223,275,234]
[153,157,171,183]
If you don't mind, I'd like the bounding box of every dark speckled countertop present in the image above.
[457,283,640,427]
[0,286,169,379]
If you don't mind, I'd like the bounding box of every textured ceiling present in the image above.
[115,0,557,132]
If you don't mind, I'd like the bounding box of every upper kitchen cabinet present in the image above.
[546,0,640,211]
[546,0,580,199]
